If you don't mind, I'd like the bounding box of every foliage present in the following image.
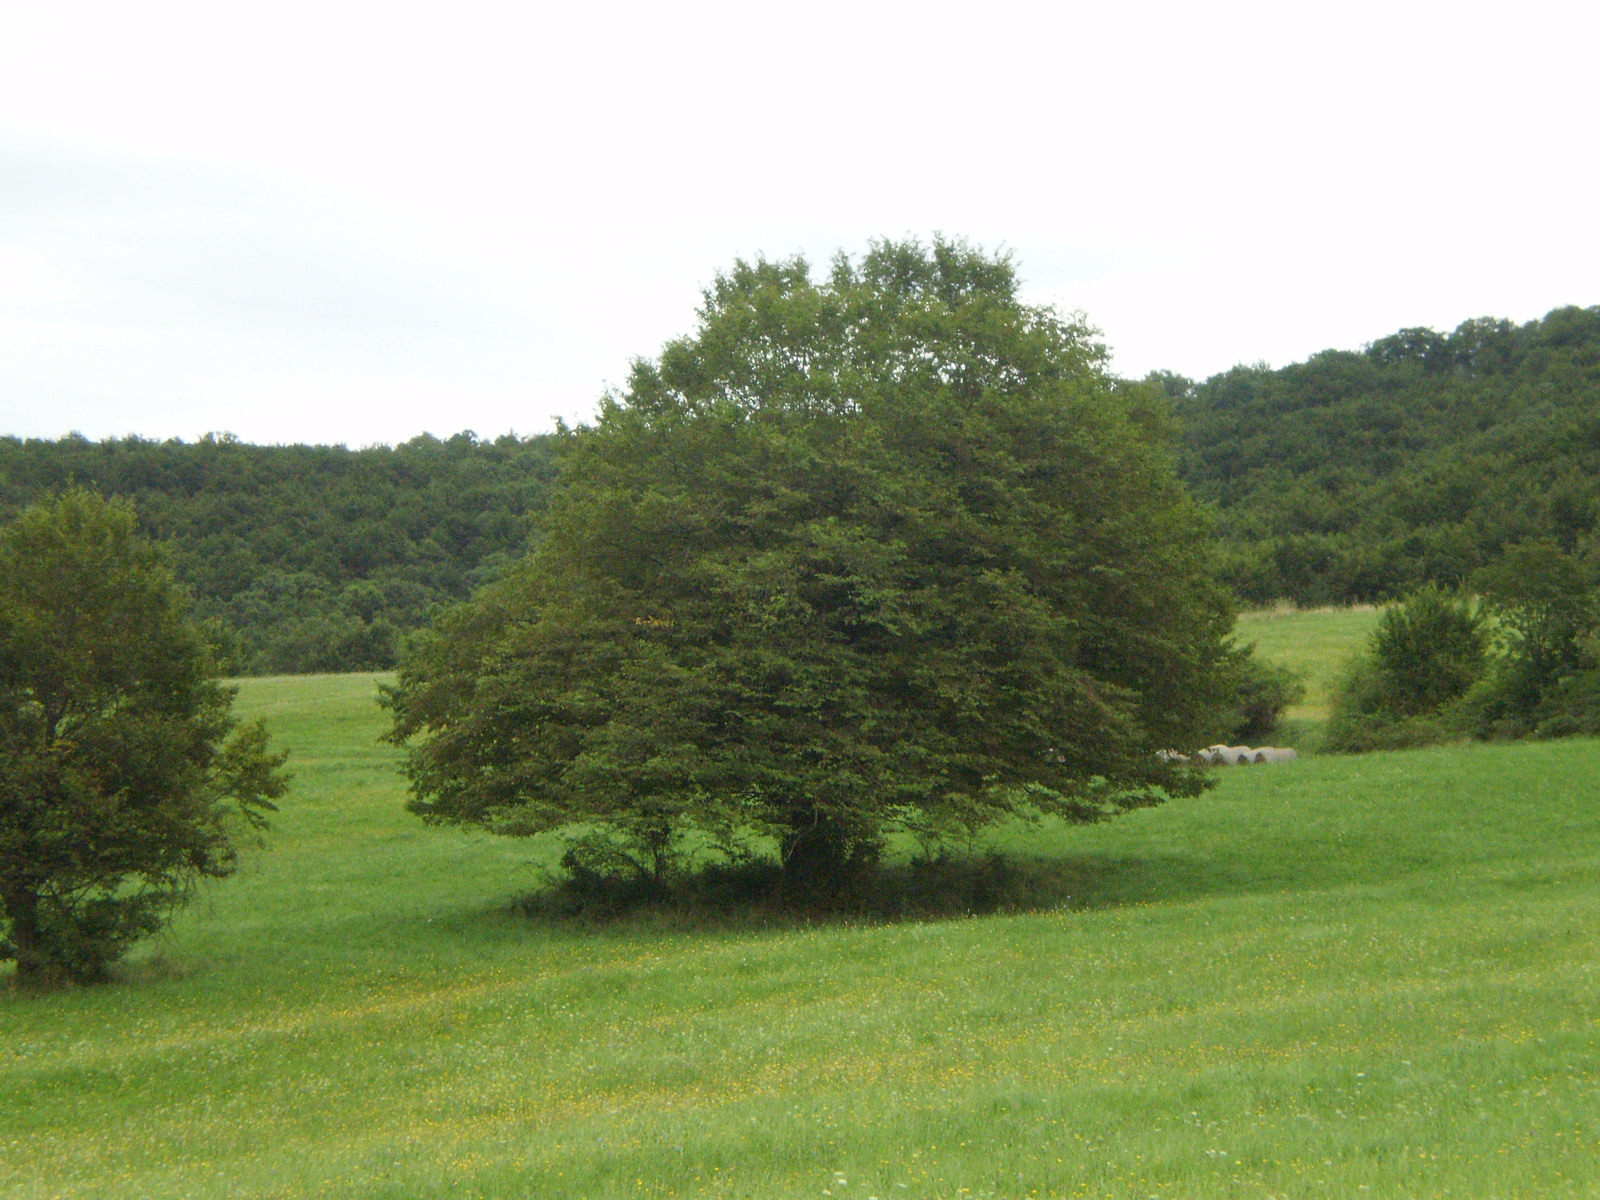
[1320,562,1600,750]
[1323,586,1489,753]
[0,491,289,985]
[386,240,1239,898]
[0,431,559,674]
[1456,540,1599,738]
[1473,540,1595,686]
[1162,306,1600,605]
[1368,585,1490,715]
[1527,668,1600,739]
[1224,650,1305,743]
[1322,659,1454,753]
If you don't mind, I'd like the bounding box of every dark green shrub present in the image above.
[1459,542,1599,737]
[1369,586,1489,715]
[1322,654,1454,753]
[1533,669,1600,739]
[1227,652,1305,742]
[1323,587,1487,753]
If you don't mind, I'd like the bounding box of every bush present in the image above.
[1322,654,1454,752]
[1323,587,1487,753]
[1369,585,1489,715]
[1535,669,1600,738]
[1458,542,1599,738]
[1227,652,1305,743]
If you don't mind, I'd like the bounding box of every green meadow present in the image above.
[4,611,1600,1199]
[1234,605,1381,726]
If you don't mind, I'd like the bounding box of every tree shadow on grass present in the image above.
[511,848,1253,930]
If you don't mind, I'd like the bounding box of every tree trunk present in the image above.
[3,883,43,985]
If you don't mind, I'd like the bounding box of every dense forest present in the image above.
[0,432,558,673]
[5,304,1596,674]
[1162,305,1600,604]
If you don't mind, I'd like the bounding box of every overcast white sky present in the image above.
[2,0,1596,446]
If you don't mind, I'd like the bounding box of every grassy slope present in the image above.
[1235,606,1381,725]
[4,626,1599,1199]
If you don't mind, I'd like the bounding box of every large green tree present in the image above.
[386,240,1238,897]
[0,491,289,985]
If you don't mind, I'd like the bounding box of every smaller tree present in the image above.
[1370,585,1490,716]
[1474,542,1594,696]
[1324,585,1488,752]
[0,491,289,986]
[1225,650,1305,743]
[1464,541,1598,736]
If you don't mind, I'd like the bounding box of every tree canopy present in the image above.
[1323,544,1600,751]
[385,240,1239,898]
[7,304,1596,669]
[1161,306,1600,604]
[0,431,560,674]
[0,491,289,985]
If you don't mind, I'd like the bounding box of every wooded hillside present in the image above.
[7,304,1597,672]
[1163,305,1600,604]
[0,432,558,673]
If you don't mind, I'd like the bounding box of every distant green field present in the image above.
[5,618,1600,1199]
[1235,605,1381,727]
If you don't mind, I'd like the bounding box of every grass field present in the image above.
[4,612,1600,1199]
[1234,605,1381,726]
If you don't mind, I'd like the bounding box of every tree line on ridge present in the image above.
[1158,305,1600,604]
[1,305,1596,674]
[0,431,559,674]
